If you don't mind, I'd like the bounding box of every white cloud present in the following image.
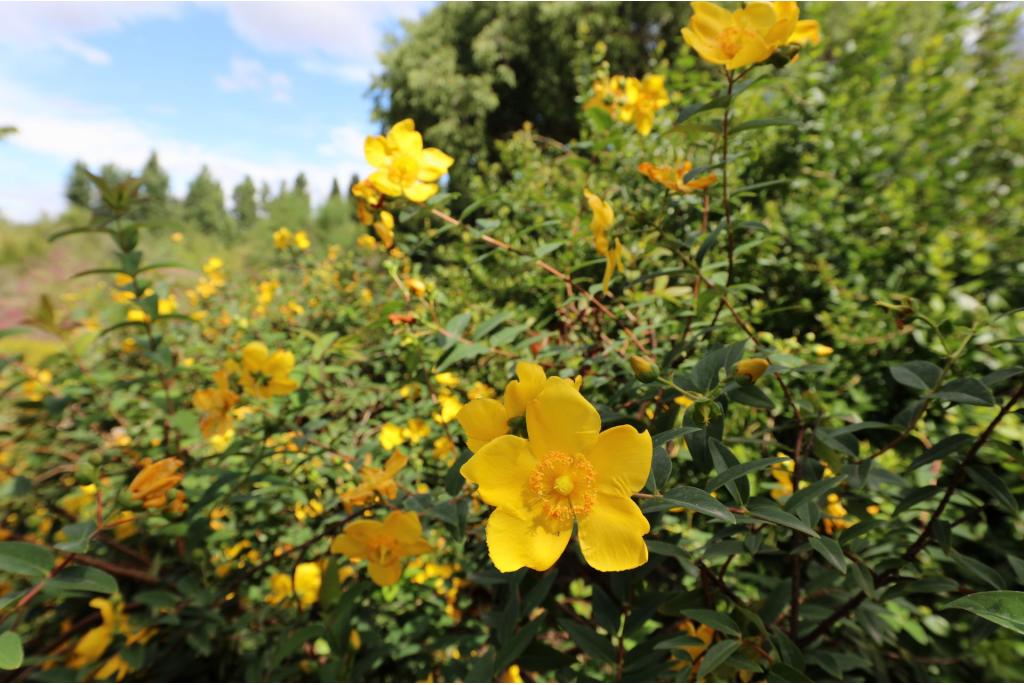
[223,2,429,83]
[0,76,370,222]
[215,57,293,103]
[0,2,179,65]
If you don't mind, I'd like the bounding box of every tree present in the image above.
[232,176,258,230]
[184,166,229,234]
[292,173,311,227]
[328,178,341,199]
[66,161,93,209]
[139,151,171,227]
[370,2,690,194]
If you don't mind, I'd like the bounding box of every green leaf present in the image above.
[680,609,740,637]
[889,361,942,391]
[697,639,740,679]
[747,503,819,538]
[0,631,24,670]
[785,475,846,512]
[557,618,616,663]
[706,456,788,495]
[655,634,706,651]
[652,426,701,447]
[311,332,340,361]
[767,663,813,682]
[0,542,54,578]
[642,486,736,523]
[707,438,748,504]
[934,378,995,406]
[966,465,1018,514]
[47,566,118,595]
[950,550,1005,590]
[495,617,546,672]
[944,592,1024,635]
[437,342,489,370]
[731,117,800,134]
[54,521,97,554]
[808,537,847,574]
[727,383,774,409]
[907,434,973,470]
[439,312,472,349]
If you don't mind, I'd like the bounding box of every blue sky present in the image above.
[0,1,432,222]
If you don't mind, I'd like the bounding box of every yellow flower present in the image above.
[209,429,234,453]
[192,369,239,438]
[460,378,652,572]
[602,238,625,295]
[356,234,377,250]
[126,308,149,323]
[433,436,456,462]
[293,562,322,608]
[365,119,455,203]
[340,452,408,509]
[240,341,298,398]
[406,277,427,297]
[374,210,395,248]
[682,1,789,69]
[772,1,821,46]
[273,226,293,249]
[170,231,184,243]
[294,230,311,251]
[498,665,524,683]
[638,161,718,193]
[331,511,431,586]
[399,383,421,400]
[68,598,122,668]
[620,74,669,136]
[675,395,695,410]
[352,178,382,226]
[129,458,184,509]
[467,381,496,400]
[158,295,177,316]
[266,572,293,604]
[379,422,406,450]
[583,188,613,255]
[403,418,431,445]
[813,343,834,357]
[433,371,460,387]
[735,358,770,383]
[432,392,463,425]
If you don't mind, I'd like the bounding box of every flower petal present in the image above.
[242,341,269,372]
[457,398,509,452]
[368,560,403,586]
[503,361,547,417]
[460,435,535,513]
[577,494,650,572]
[525,377,600,459]
[485,508,571,572]
[418,147,455,181]
[403,181,438,203]
[380,510,424,546]
[587,425,652,498]
[364,135,390,168]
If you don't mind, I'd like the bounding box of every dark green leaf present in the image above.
[944,592,1024,635]
[697,639,740,679]
[748,503,820,538]
[0,542,54,578]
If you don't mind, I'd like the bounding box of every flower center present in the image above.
[527,451,597,529]
[390,155,420,186]
[718,27,743,59]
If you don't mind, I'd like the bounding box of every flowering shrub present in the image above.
[2,2,1023,682]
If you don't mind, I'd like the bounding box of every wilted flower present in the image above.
[331,511,431,586]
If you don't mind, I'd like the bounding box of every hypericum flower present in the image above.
[432,392,463,424]
[129,458,184,509]
[457,361,582,452]
[638,161,718,194]
[405,277,427,297]
[331,511,432,586]
[240,341,298,398]
[294,230,311,251]
[620,74,669,136]
[340,452,407,509]
[379,422,406,450]
[402,418,430,444]
[433,435,457,463]
[460,378,652,572]
[682,1,818,70]
[583,188,613,255]
[192,369,239,438]
[273,226,293,249]
[365,119,455,203]
[772,1,821,47]
[467,381,496,400]
[674,620,716,669]
[352,178,383,226]
[735,358,770,383]
[170,231,184,243]
[68,598,124,668]
[602,238,625,295]
[374,210,395,248]
[293,562,322,608]
[434,371,459,387]
[266,572,294,604]
[813,343,834,357]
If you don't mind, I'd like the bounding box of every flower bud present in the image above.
[629,355,660,382]
[735,358,770,383]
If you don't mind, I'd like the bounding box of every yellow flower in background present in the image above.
[365,118,455,202]
[682,1,784,69]
[374,210,395,248]
[433,436,456,463]
[434,371,459,387]
[399,383,421,400]
[273,226,293,249]
[170,231,184,243]
[129,458,184,509]
[240,341,298,398]
[582,188,613,255]
[22,368,53,401]
[356,234,377,250]
[192,369,239,438]
[432,392,463,424]
[620,73,669,136]
[583,74,627,116]
[813,343,834,357]
[770,456,794,500]
[158,295,177,316]
[126,308,149,323]
[498,665,524,683]
[266,572,293,604]
[68,598,123,668]
[675,395,695,410]
[340,452,408,509]
[352,178,383,226]
[294,498,324,522]
[602,238,625,294]
[467,381,496,400]
[406,277,427,297]
[294,230,311,251]
[403,418,430,444]
[331,510,431,586]
[461,377,652,572]
[638,161,718,194]
[735,358,770,383]
[379,422,406,450]
[293,562,322,608]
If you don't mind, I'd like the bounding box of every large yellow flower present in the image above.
[129,458,184,509]
[365,119,454,203]
[240,341,298,399]
[331,510,432,586]
[460,378,652,572]
[192,368,239,438]
[620,74,669,136]
[682,1,794,69]
[582,189,613,255]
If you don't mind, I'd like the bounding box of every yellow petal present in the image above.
[368,170,402,197]
[388,119,422,155]
[418,148,455,182]
[577,494,650,572]
[403,181,438,203]
[587,425,652,498]
[525,378,601,459]
[460,435,535,513]
[682,27,728,65]
[241,341,269,372]
[457,398,509,452]
[264,350,295,377]
[485,508,571,572]
[726,31,772,69]
[380,510,424,546]
[691,1,735,31]
[368,559,404,586]
[503,361,547,417]
[791,19,820,46]
[364,135,390,168]
[330,533,368,558]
